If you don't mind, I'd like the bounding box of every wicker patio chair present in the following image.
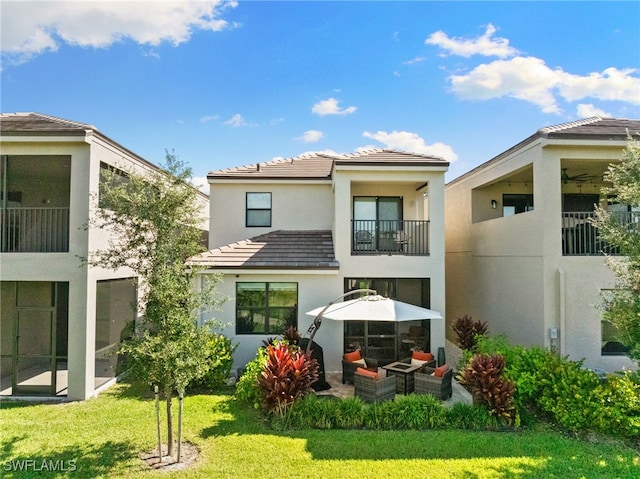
[353,371,396,403]
[414,366,453,400]
[342,357,379,384]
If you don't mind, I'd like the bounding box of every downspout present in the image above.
[558,268,566,356]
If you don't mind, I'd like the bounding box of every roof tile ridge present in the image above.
[539,117,602,134]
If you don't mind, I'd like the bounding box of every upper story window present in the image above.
[503,194,533,216]
[246,192,272,227]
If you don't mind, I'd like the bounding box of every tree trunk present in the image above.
[155,385,162,462]
[165,389,174,458]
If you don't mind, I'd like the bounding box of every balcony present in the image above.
[0,207,70,252]
[352,220,429,255]
[562,211,637,256]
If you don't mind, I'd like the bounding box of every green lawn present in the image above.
[1,383,638,478]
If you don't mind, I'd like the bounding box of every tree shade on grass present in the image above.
[1,383,638,478]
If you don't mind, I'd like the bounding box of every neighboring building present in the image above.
[192,150,449,374]
[445,117,640,372]
[0,112,209,400]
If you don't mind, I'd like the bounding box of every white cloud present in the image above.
[190,176,209,194]
[426,23,518,58]
[200,115,220,123]
[449,57,640,114]
[311,98,357,116]
[404,56,426,65]
[362,130,458,162]
[224,113,247,127]
[576,104,612,118]
[1,0,237,64]
[557,67,640,104]
[299,130,324,143]
[450,56,562,113]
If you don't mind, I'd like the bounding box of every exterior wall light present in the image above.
[491,199,497,209]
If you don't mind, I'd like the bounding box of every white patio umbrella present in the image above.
[303,289,443,353]
[305,294,443,322]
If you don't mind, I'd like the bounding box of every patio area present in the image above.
[316,371,472,406]
[315,339,472,405]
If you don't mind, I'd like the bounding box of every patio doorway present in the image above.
[1,281,68,396]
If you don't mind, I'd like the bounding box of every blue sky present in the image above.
[2,1,639,189]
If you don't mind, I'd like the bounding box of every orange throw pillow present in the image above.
[412,351,434,362]
[344,350,362,362]
[434,364,449,377]
[356,367,378,380]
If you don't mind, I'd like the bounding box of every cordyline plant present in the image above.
[453,314,488,352]
[258,342,318,421]
[459,353,518,426]
[85,151,224,461]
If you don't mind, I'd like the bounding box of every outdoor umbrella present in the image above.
[303,289,443,353]
[305,294,443,322]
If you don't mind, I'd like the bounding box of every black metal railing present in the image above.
[352,220,429,255]
[562,211,638,256]
[0,207,70,252]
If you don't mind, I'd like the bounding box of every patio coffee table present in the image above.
[382,361,421,394]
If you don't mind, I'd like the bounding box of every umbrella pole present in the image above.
[305,288,376,355]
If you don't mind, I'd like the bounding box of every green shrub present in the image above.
[363,400,398,430]
[235,347,268,408]
[288,394,341,429]
[446,402,500,430]
[596,371,640,438]
[336,397,366,429]
[392,394,447,429]
[257,342,318,420]
[189,333,237,391]
[459,354,518,426]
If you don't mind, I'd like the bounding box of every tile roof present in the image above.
[208,149,449,180]
[539,117,640,140]
[189,230,339,269]
[0,112,95,135]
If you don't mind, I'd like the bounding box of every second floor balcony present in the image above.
[562,211,637,256]
[352,219,429,255]
[1,207,70,253]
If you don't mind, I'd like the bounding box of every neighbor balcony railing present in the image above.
[562,211,638,256]
[352,219,429,255]
[0,207,70,252]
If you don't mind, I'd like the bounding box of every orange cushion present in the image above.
[344,350,362,362]
[412,351,434,362]
[434,364,449,377]
[356,367,379,380]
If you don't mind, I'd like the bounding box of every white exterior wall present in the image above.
[1,132,207,399]
[205,162,448,373]
[445,138,636,372]
[209,181,334,248]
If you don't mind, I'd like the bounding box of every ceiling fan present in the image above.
[561,168,596,184]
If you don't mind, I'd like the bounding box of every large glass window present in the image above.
[236,282,297,334]
[95,278,137,389]
[246,192,272,227]
[343,278,431,363]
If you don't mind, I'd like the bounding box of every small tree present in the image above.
[87,151,222,460]
[592,136,640,363]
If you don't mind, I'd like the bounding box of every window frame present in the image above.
[246,192,272,227]
[235,281,298,335]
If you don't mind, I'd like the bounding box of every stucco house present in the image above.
[0,112,209,400]
[445,117,640,373]
[192,150,449,374]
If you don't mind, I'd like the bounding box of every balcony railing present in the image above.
[0,207,70,252]
[562,211,638,256]
[352,220,429,255]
